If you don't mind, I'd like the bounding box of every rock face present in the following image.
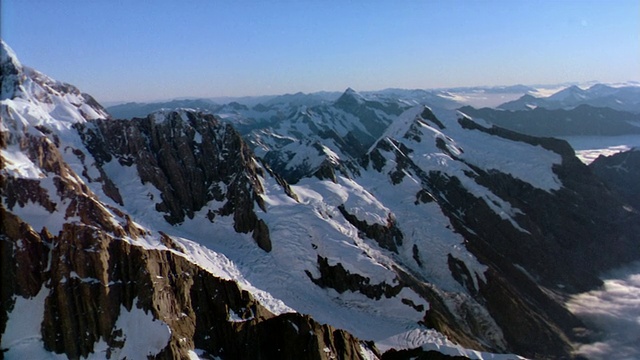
[0,210,372,359]
[337,205,403,253]
[358,107,640,358]
[74,110,273,251]
[454,116,640,290]
[589,148,640,211]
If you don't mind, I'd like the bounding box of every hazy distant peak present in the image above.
[518,94,538,100]
[335,87,365,105]
[548,85,586,101]
[585,83,617,97]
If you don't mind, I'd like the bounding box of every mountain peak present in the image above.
[548,85,586,101]
[150,108,194,124]
[0,39,19,64]
[586,83,617,97]
[1,41,110,142]
[335,87,365,106]
[1,40,24,100]
[1,39,21,67]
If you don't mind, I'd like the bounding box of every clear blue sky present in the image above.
[2,0,639,102]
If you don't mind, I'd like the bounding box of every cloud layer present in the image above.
[567,261,640,359]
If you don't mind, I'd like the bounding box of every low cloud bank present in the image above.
[567,261,640,359]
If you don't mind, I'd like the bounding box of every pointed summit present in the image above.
[0,39,22,69]
[335,87,365,107]
[1,40,110,144]
[344,87,357,94]
[1,40,24,100]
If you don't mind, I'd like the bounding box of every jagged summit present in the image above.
[1,41,109,146]
[1,40,23,100]
[148,107,202,123]
[344,87,358,95]
[335,87,366,106]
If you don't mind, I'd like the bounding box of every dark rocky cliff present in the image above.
[1,209,374,359]
[589,148,640,212]
[74,110,274,251]
[0,104,374,357]
[359,109,640,358]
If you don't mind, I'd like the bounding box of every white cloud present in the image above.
[567,261,640,359]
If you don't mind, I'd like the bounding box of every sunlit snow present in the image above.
[1,287,58,360]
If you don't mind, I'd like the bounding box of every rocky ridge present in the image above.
[1,208,372,359]
[355,106,640,357]
[459,105,640,138]
[74,110,273,251]
[589,148,640,211]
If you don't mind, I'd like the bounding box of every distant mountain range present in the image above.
[498,84,640,113]
[105,89,464,120]
[106,82,640,119]
[106,82,640,142]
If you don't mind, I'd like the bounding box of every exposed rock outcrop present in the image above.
[360,108,640,358]
[75,110,273,251]
[337,205,403,252]
[457,116,640,290]
[305,255,403,300]
[589,148,640,211]
[1,212,375,359]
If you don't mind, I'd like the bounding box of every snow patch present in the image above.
[228,308,254,322]
[1,287,56,359]
[107,300,172,359]
[1,145,45,179]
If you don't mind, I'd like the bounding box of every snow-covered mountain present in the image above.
[243,88,410,183]
[3,39,640,360]
[1,40,375,359]
[498,84,640,113]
